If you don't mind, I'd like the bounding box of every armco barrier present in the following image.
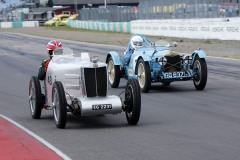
[0,21,39,28]
[68,20,131,33]
[131,18,240,41]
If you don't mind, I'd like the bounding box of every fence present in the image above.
[79,6,138,22]
[138,0,240,19]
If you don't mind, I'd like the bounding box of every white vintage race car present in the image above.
[29,48,141,128]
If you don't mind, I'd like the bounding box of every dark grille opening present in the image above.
[163,55,182,72]
[84,67,107,97]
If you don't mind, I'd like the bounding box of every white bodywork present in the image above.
[44,48,122,116]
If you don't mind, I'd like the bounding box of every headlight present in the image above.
[183,55,192,64]
[159,57,167,66]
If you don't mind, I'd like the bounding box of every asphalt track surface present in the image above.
[0,32,240,160]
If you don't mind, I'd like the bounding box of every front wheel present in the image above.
[137,59,151,93]
[125,78,141,125]
[52,81,67,129]
[29,76,43,119]
[107,57,120,88]
[193,56,208,90]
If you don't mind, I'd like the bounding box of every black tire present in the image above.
[107,57,120,88]
[193,55,208,90]
[29,76,43,119]
[136,59,151,93]
[52,81,67,129]
[125,78,141,125]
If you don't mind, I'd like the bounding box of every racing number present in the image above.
[48,76,52,85]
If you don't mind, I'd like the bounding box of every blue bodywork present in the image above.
[106,34,207,83]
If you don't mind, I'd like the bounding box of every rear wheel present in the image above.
[137,59,151,93]
[52,81,67,129]
[107,57,120,88]
[125,78,141,125]
[29,76,43,119]
[193,56,207,90]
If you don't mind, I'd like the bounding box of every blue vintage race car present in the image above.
[106,34,207,93]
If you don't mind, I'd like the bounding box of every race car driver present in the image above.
[124,35,143,65]
[38,40,62,80]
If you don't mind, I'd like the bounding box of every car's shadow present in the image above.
[111,83,200,94]
[65,114,138,129]
[149,84,197,93]
[109,79,205,94]
[39,113,139,129]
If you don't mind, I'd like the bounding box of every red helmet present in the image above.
[47,40,62,57]
[47,40,62,50]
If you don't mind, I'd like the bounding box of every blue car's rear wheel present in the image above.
[107,57,120,88]
[193,56,207,90]
[137,59,151,93]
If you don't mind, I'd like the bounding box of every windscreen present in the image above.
[155,40,170,47]
[53,47,73,56]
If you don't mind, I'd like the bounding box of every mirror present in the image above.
[173,42,178,47]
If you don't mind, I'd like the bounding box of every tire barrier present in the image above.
[0,21,39,28]
[68,20,131,33]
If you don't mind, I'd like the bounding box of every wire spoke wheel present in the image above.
[193,56,207,90]
[52,81,67,129]
[29,76,42,119]
[138,63,145,88]
[108,60,115,84]
[193,60,201,85]
[137,59,151,93]
[125,79,141,125]
[29,83,36,114]
[53,89,60,122]
[107,57,120,88]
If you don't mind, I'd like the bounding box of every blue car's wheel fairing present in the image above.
[193,49,207,59]
[106,51,122,65]
[193,56,208,90]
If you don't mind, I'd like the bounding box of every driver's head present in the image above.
[131,35,143,49]
[47,40,62,58]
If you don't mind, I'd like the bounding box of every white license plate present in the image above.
[92,104,112,110]
[165,72,186,78]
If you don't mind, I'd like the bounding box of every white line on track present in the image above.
[0,114,72,160]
